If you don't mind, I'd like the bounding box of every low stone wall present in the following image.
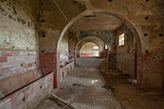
[0,72,54,109]
[60,61,75,81]
[0,51,41,99]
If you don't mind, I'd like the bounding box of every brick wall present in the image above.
[0,51,41,99]
[39,52,56,75]
[0,72,53,109]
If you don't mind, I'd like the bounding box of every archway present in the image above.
[56,9,142,91]
[75,36,108,60]
[80,42,99,57]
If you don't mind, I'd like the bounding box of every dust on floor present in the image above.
[35,67,123,109]
[35,67,164,109]
[99,68,164,109]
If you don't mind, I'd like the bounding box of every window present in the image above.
[119,33,124,46]
[93,46,98,50]
[105,44,108,49]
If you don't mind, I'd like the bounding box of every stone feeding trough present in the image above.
[60,61,75,81]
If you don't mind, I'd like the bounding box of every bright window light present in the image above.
[119,33,124,46]
[93,46,98,50]
[105,44,108,49]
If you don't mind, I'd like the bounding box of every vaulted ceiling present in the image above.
[71,13,124,32]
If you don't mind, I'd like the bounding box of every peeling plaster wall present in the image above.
[115,26,135,77]
[0,1,163,105]
[0,0,54,108]
[39,0,164,93]
[39,0,86,52]
[39,0,86,87]
[0,0,39,50]
[69,38,78,61]
[0,0,40,99]
[59,32,69,66]
[80,30,114,45]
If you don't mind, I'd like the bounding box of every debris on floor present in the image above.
[35,67,123,109]
[50,93,79,109]
[35,67,164,109]
[102,82,114,92]
[72,83,83,87]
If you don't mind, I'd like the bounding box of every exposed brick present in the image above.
[0,68,53,109]
[0,86,5,99]
[33,70,41,79]
[1,51,12,57]
[9,77,20,92]
[16,56,25,60]
[27,63,33,68]
[24,56,29,60]
[16,91,25,107]
[11,51,20,56]
[7,57,16,62]
[39,52,56,76]
[10,94,17,108]
[0,57,7,62]
[2,61,20,68]
[17,74,26,88]
[0,68,12,80]
[29,71,35,81]
[24,72,32,84]
[0,79,12,95]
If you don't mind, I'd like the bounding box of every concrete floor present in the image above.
[35,67,123,109]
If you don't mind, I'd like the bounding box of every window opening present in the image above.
[119,33,124,46]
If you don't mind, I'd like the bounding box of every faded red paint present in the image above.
[39,52,56,75]
[138,53,164,93]
[0,51,40,99]
[60,61,74,80]
[80,53,94,57]
[0,72,53,109]
[54,52,60,88]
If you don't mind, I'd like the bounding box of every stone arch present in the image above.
[57,9,142,53]
[79,42,99,57]
[75,36,108,59]
[56,9,142,91]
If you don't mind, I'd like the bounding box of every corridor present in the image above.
[0,0,163,108]
[35,65,164,109]
[35,67,123,109]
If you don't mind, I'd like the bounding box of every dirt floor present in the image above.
[99,68,164,109]
[35,67,164,109]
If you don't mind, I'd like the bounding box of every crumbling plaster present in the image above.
[0,0,39,51]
